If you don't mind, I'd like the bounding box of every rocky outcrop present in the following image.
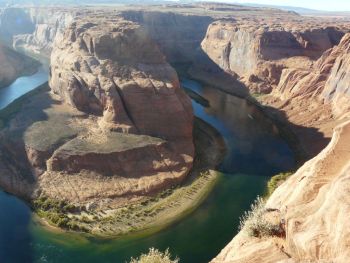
[213,32,350,263]
[0,43,39,88]
[0,16,194,211]
[213,120,350,263]
[322,35,350,117]
[200,18,348,94]
[49,17,193,139]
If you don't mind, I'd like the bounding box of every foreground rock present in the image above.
[212,32,350,263]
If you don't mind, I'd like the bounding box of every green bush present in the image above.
[129,248,179,263]
[266,172,292,197]
[239,196,282,238]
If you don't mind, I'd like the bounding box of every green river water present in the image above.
[0,74,295,263]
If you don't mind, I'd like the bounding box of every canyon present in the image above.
[0,2,349,262]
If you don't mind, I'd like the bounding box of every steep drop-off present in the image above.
[212,31,350,263]
[200,18,348,94]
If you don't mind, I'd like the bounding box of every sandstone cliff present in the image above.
[212,120,350,263]
[212,32,350,263]
[120,11,213,64]
[0,16,194,213]
[200,18,348,94]
[0,7,74,56]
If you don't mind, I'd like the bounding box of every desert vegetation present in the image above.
[266,172,293,197]
[239,196,284,238]
[129,248,179,263]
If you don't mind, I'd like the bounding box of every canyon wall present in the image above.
[212,30,350,263]
[13,8,74,56]
[120,11,213,64]
[201,19,347,94]
[213,122,350,262]
[0,7,74,56]
[0,7,213,63]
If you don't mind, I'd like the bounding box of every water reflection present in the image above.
[0,76,295,263]
[0,192,33,262]
[0,67,48,110]
[182,78,295,175]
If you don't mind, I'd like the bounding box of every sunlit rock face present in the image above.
[50,17,193,140]
[212,32,350,263]
[42,16,193,207]
[201,19,347,94]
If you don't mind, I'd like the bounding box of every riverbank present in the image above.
[32,118,226,238]
[0,45,41,89]
[0,81,227,238]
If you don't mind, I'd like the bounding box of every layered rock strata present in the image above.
[212,32,350,263]
[0,17,194,212]
[200,18,349,94]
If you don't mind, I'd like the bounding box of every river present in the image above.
[0,72,294,263]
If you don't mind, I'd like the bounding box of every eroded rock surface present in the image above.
[212,31,350,263]
[0,17,194,212]
[201,18,349,94]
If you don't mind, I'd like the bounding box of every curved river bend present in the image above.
[0,72,294,263]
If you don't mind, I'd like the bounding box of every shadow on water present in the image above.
[0,68,49,263]
[0,52,328,263]
[182,78,296,175]
[0,192,33,263]
[0,73,294,263]
[181,44,329,162]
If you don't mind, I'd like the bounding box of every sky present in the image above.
[205,0,350,12]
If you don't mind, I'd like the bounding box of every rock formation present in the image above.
[200,18,348,94]
[0,16,194,212]
[212,31,350,263]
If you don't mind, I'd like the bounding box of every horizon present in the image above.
[1,1,350,12]
[205,0,350,12]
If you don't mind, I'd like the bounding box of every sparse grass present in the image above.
[251,92,265,99]
[58,132,164,154]
[129,248,179,263]
[239,196,283,238]
[24,117,78,151]
[266,172,293,197]
[33,195,88,232]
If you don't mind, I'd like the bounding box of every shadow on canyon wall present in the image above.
[184,46,329,165]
